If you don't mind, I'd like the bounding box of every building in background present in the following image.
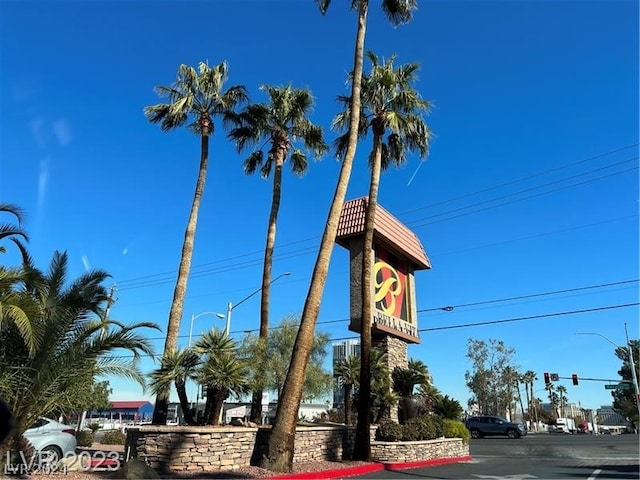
[596,405,627,430]
[332,339,360,409]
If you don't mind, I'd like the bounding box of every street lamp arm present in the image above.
[224,272,291,337]
[193,311,226,322]
[230,272,292,312]
[575,332,621,349]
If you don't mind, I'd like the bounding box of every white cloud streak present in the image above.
[53,119,72,146]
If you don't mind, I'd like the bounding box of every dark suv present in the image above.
[465,415,527,439]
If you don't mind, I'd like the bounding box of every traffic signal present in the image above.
[572,374,579,386]
[544,372,550,385]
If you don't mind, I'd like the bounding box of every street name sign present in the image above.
[605,383,632,390]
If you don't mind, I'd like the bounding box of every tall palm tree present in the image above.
[545,383,558,418]
[227,85,327,423]
[194,328,248,425]
[335,51,431,458]
[556,385,568,417]
[335,354,361,425]
[144,61,247,424]
[263,0,419,471]
[148,348,200,425]
[521,370,536,423]
[0,251,157,452]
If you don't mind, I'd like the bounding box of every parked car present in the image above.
[23,418,77,464]
[465,415,527,439]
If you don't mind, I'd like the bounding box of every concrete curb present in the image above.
[270,456,473,479]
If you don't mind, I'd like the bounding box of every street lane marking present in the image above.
[471,475,538,479]
[588,469,602,480]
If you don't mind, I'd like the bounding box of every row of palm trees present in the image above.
[145,0,428,472]
[149,315,333,426]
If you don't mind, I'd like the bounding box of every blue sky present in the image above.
[1,0,638,412]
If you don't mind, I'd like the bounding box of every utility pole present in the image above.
[623,323,640,422]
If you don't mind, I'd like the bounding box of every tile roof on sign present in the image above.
[336,197,431,270]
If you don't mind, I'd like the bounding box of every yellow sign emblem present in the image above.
[374,260,404,317]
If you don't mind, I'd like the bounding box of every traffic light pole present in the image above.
[545,375,632,383]
[623,323,640,420]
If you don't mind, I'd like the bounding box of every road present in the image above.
[356,433,639,479]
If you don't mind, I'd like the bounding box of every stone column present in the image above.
[373,335,408,422]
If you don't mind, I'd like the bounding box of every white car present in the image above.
[23,418,77,464]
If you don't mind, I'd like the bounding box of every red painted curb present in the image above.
[89,458,119,468]
[270,456,473,479]
[384,455,473,471]
[271,463,385,479]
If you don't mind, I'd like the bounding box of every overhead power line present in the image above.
[419,303,640,332]
[416,279,638,313]
[399,142,638,217]
[108,300,640,360]
[113,144,638,292]
[137,278,638,342]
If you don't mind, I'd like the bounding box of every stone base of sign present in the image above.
[372,335,408,422]
[125,425,468,473]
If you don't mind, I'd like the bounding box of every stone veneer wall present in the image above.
[373,335,408,422]
[125,425,467,473]
[126,425,357,473]
[371,437,469,463]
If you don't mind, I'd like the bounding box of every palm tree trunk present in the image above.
[175,381,195,425]
[354,130,382,461]
[209,391,225,426]
[261,2,368,473]
[152,133,210,425]
[516,380,525,423]
[344,385,352,425]
[203,386,214,425]
[250,153,285,424]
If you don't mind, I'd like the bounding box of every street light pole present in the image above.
[189,311,225,347]
[576,327,640,420]
[188,311,225,415]
[624,323,640,417]
[224,272,291,337]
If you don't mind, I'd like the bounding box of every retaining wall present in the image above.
[125,425,468,473]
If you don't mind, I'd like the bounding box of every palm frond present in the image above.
[381,0,418,25]
[316,0,331,14]
[289,150,308,176]
[243,150,265,175]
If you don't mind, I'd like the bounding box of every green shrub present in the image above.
[410,414,444,440]
[88,422,101,433]
[100,429,126,445]
[402,417,430,441]
[443,418,471,444]
[375,420,403,442]
[76,430,93,447]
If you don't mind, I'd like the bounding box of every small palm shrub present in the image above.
[375,420,403,441]
[443,419,471,444]
[433,395,464,420]
[101,429,126,445]
[88,422,101,434]
[76,430,93,447]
